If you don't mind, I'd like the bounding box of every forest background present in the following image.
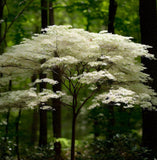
[0,0,157,160]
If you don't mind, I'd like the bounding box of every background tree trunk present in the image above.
[31,74,39,145]
[49,2,62,159]
[39,72,47,147]
[31,109,39,145]
[4,80,12,143]
[139,0,157,156]
[52,66,62,160]
[71,112,76,160]
[106,0,117,139]
[52,67,62,159]
[15,109,22,160]
[0,2,11,158]
[106,105,115,139]
[39,0,48,147]
[41,0,48,29]
[0,0,5,54]
[49,0,54,25]
[0,0,3,52]
[108,0,117,33]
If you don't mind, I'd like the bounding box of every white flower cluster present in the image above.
[39,89,65,102]
[79,70,115,84]
[0,25,156,110]
[42,56,79,68]
[33,78,58,85]
[93,87,138,108]
[0,88,38,111]
[0,88,64,111]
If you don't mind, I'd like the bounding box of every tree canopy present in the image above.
[0,25,156,111]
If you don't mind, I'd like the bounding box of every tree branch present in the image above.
[0,0,34,44]
[61,101,72,108]
[61,79,73,95]
[76,89,97,117]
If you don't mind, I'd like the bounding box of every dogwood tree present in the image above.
[0,25,156,160]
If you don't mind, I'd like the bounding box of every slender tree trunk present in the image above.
[39,109,47,146]
[49,2,62,158]
[49,0,54,25]
[0,0,4,54]
[31,109,39,145]
[15,109,22,160]
[106,105,115,139]
[31,75,39,146]
[49,1,62,158]
[5,108,11,142]
[52,70,61,136]
[142,111,157,154]
[0,0,5,54]
[4,80,12,143]
[70,90,78,160]
[106,0,117,139]
[71,112,76,160]
[31,74,39,145]
[93,119,99,139]
[86,15,90,31]
[41,0,48,29]
[52,66,62,160]
[39,0,48,147]
[1,3,10,154]
[39,72,47,147]
[108,0,117,33]
[139,0,157,155]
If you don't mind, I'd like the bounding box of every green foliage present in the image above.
[0,135,155,160]
[75,134,155,160]
[88,106,142,138]
[54,0,109,31]
[0,138,55,160]
[23,145,55,160]
[0,138,14,160]
[55,138,71,149]
[115,0,140,42]
[2,0,41,47]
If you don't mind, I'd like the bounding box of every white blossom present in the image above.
[79,70,115,84]
[33,78,58,85]
[93,87,138,108]
[0,88,38,111]
[38,89,64,102]
[0,25,156,110]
